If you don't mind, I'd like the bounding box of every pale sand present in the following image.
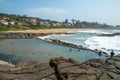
[0,60,15,67]
[6,28,99,34]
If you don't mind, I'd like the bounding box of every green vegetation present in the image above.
[0,13,120,31]
[0,25,29,31]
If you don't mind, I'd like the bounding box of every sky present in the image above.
[0,0,120,25]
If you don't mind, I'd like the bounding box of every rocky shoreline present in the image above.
[0,32,73,39]
[0,55,119,80]
[39,38,108,56]
[98,32,120,37]
[0,32,108,55]
[1,32,119,80]
[0,32,50,39]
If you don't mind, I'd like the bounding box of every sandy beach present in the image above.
[6,28,98,34]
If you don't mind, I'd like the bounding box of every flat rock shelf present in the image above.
[0,55,119,80]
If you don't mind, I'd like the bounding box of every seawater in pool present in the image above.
[0,38,106,64]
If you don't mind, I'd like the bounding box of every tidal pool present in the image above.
[0,38,106,64]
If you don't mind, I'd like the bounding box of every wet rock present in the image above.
[98,32,120,37]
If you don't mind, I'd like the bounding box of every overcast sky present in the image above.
[0,0,120,25]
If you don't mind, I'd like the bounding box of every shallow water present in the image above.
[0,38,105,64]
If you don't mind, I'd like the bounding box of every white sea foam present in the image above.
[51,34,73,36]
[38,34,73,40]
[38,36,50,40]
[85,36,120,55]
[69,30,111,34]
[38,30,120,55]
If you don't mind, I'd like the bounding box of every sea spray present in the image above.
[41,30,120,55]
[85,36,120,55]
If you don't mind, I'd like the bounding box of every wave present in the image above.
[38,30,120,55]
[69,30,111,34]
[85,36,120,55]
[38,35,50,40]
[38,33,74,40]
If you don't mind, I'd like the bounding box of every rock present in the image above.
[68,58,80,64]
[0,32,46,39]
[0,60,15,67]
[49,57,68,68]
[0,55,120,80]
[0,60,15,72]
[107,72,120,80]
[0,61,57,80]
[85,55,120,80]
[100,73,113,80]
[0,73,14,80]
[49,57,101,80]
[115,54,120,57]
[16,61,39,69]
[49,56,120,80]
[98,32,120,37]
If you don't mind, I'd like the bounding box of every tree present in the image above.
[71,19,76,25]
[65,19,68,23]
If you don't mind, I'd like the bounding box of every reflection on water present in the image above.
[0,39,106,64]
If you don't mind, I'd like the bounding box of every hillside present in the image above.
[0,13,119,31]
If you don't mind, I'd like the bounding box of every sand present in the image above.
[6,28,98,34]
[0,60,15,67]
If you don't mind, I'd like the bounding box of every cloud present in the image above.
[26,7,67,15]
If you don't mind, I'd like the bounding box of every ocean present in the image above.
[42,29,120,55]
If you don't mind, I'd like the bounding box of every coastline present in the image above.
[0,28,101,39]
[38,37,108,56]
[0,28,108,55]
[0,56,119,80]
[0,28,119,80]
[5,28,100,34]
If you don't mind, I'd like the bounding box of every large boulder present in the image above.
[49,57,101,80]
[85,55,120,80]
[0,55,120,80]
[0,61,57,80]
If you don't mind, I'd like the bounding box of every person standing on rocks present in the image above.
[110,50,115,59]
[98,50,102,57]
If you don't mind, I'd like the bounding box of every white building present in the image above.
[0,20,9,25]
[9,21,15,25]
